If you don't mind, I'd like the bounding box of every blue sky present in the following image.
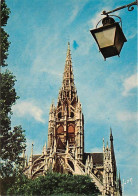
[5,0,137,195]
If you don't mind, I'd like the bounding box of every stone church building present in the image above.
[24,43,122,196]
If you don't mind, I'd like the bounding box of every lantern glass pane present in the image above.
[95,27,116,48]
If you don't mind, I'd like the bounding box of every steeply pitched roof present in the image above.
[84,152,103,166]
[91,153,103,165]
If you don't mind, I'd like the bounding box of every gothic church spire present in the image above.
[63,42,75,91]
[58,42,77,103]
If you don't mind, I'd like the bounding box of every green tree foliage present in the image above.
[0,0,26,184]
[7,173,101,196]
[0,1,26,194]
[0,71,26,192]
[1,0,11,66]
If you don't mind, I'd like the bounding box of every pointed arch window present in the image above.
[57,126,64,135]
[56,125,65,146]
[58,112,62,119]
[68,125,75,144]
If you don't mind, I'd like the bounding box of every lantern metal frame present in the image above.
[90,1,137,60]
[90,17,127,59]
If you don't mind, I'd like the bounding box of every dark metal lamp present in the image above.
[90,1,137,60]
[90,16,127,59]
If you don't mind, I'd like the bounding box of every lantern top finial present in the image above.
[102,16,115,26]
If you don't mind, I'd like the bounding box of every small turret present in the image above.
[49,102,55,117]
[43,142,47,155]
[31,142,33,156]
[29,143,34,166]
[110,127,115,161]
[103,138,105,152]
[48,102,56,148]
[22,149,26,167]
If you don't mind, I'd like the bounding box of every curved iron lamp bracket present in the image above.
[128,3,136,11]
[101,1,137,15]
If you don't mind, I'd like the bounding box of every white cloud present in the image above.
[12,100,46,123]
[122,73,138,96]
[32,56,62,78]
[89,11,105,29]
[77,73,121,124]
[126,27,138,40]
[67,6,79,24]
[67,1,89,25]
[117,111,137,122]
[127,31,137,39]
[89,6,114,29]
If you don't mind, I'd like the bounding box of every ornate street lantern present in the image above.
[90,16,127,59]
[90,1,137,60]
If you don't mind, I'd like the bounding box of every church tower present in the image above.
[47,42,84,161]
[24,42,122,196]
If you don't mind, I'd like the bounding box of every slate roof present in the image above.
[84,152,103,166]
